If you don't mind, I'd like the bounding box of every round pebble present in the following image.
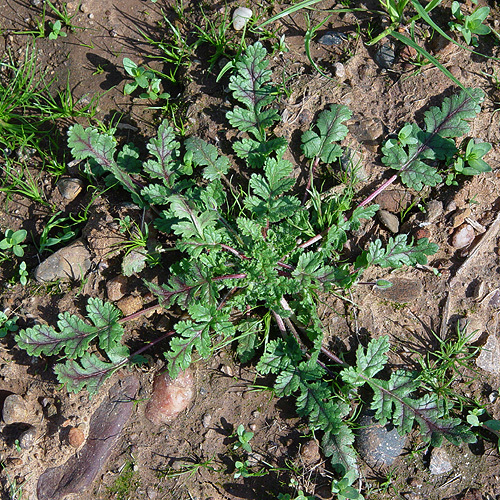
[232,7,252,30]
[2,394,30,425]
[68,427,85,448]
[19,426,37,450]
[300,439,321,467]
[451,224,475,249]
[57,178,84,201]
[334,62,346,80]
[202,413,212,428]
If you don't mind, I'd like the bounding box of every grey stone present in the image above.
[318,31,346,46]
[334,62,346,80]
[378,209,399,233]
[476,334,500,374]
[57,178,83,201]
[19,426,37,450]
[232,7,252,30]
[356,410,406,467]
[34,239,91,282]
[2,394,30,424]
[202,413,212,428]
[374,44,395,69]
[429,447,453,475]
[425,200,443,223]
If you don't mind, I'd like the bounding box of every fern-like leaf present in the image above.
[226,42,280,142]
[301,105,352,164]
[184,136,230,181]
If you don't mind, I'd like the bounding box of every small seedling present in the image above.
[331,469,364,500]
[18,261,28,286]
[449,1,491,46]
[0,311,19,338]
[446,138,492,186]
[233,424,254,453]
[0,229,27,259]
[36,211,77,255]
[48,20,67,40]
[122,58,169,100]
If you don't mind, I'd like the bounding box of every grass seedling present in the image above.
[46,0,84,32]
[36,211,78,256]
[0,159,48,206]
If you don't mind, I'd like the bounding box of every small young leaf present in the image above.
[184,136,230,181]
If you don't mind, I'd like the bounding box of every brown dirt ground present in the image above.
[1,0,500,499]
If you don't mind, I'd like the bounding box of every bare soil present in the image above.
[1,1,500,499]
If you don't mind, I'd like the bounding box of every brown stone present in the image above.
[68,427,85,448]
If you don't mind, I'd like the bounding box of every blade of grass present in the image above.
[304,13,334,80]
[390,31,465,90]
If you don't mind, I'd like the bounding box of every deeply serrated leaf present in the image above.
[226,42,280,141]
[185,136,230,181]
[301,105,351,163]
[86,297,124,352]
[54,353,121,395]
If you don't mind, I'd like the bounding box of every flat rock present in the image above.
[145,368,194,426]
[374,277,423,303]
[429,447,453,475]
[375,190,411,213]
[378,209,399,233]
[34,239,91,282]
[37,375,139,500]
[476,334,500,374]
[106,275,128,302]
[318,31,345,46]
[356,410,406,467]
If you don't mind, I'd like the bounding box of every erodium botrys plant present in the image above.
[16,43,490,491]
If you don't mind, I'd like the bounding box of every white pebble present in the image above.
[233,7,252,30]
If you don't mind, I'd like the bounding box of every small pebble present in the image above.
[425,200,443,222]
[221,365,233,377]
[429,447,453,475]
[374,44,395,69]
[202,413,212,428]
[147,487,158,500]
[476,334,500,374]
[489,391,498,403]
[2,394,30,425]
[57,178,83,201]
[451,224,475,249]
[249,423,257,432]
[232,7,252,30]
[68,427,85,448]
[318,31,345,46]
[378,209,399,233]
[19,426,37,450]
[106,275,128,302]
[334,62,346,80]
[375,190,411,213]
[340,147,367,181]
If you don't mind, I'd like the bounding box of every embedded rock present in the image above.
[374,44,395,69]
[429,447,453,475]
[37,376,139,500]
[378,209,399,233]
[356,410,406,467]
[34,239,91,282]
[451,224,475,249]
[145,368,194,426]
[2,394,31,425]
[476,334,500,374]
